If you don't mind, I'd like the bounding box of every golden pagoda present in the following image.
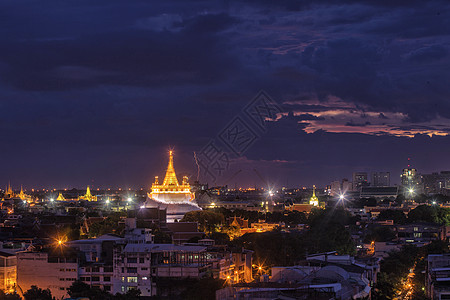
[56,193,66,201]
[18,186,26,200]
[4,182,14,198]
[309,185,319,206]
[79,186,97,201]
[149,150,194,203]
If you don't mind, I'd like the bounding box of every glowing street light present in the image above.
[50,198,54,202]
[55,235,67,248]
[127,197,132,202]
[105,199,110,205]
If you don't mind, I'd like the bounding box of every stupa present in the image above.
[143,150,200,222]
[309,185,319,206]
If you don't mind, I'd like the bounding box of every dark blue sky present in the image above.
[1,0,450,190]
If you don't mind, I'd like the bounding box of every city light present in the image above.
[106,199,110,204]
[54,235,68,248]
[50,198,54,202]
[127,197,132,202]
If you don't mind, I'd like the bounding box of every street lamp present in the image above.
[407,187,415,200]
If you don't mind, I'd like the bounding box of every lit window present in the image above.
[127,276,138,283]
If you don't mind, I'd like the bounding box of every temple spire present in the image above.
[162,150,179,186]
[310,185,319,206]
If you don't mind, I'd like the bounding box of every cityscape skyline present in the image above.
[2,1,450,188]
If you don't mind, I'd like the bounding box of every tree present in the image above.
[23,286,53,300]
[0,290,21,300]
[222,225,241,240]
[364,226,396,243]
[113,289,141,300]
[377,209,407,224]
[88,213,125,238]
[181,277,224,300]
[68,280,111,300]
[407,205,446,224]
[181,210,224,233]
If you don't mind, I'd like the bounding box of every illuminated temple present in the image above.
[144,150,200,221]
[309,185,319,206]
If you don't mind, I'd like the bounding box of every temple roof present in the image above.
[162,150,180,186]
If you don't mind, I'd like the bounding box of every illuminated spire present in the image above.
[231,216,240,227]
[310,185,319,206]
[56,193,66,201]
[19,185,25,200]
[150,149,195,203]
[79,186,96,201]
[86,186,92,198]
[162,150,179,186]
[6,181,12,195]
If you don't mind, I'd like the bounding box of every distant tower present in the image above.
[309,185,319,206]
[372,172,390,187]
[401,158,422,195]
[352,172,368,191]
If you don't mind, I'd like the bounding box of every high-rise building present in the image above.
[422,171,450,194]
[352,172,368,191]
[401,168,422,195]
[342,179,352,192]
[330,181,341,196]
[372,172,390,187]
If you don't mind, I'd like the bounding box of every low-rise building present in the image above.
[217,253,376,300]
[396,223,444,245]
[0,251,17,293]
[17,249,78,299]
[426,254,450,299]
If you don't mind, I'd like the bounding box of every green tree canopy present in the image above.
[23,286,53,300]
[377,209,407,224]
[181,210,224,233]
[407,204,450,225]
